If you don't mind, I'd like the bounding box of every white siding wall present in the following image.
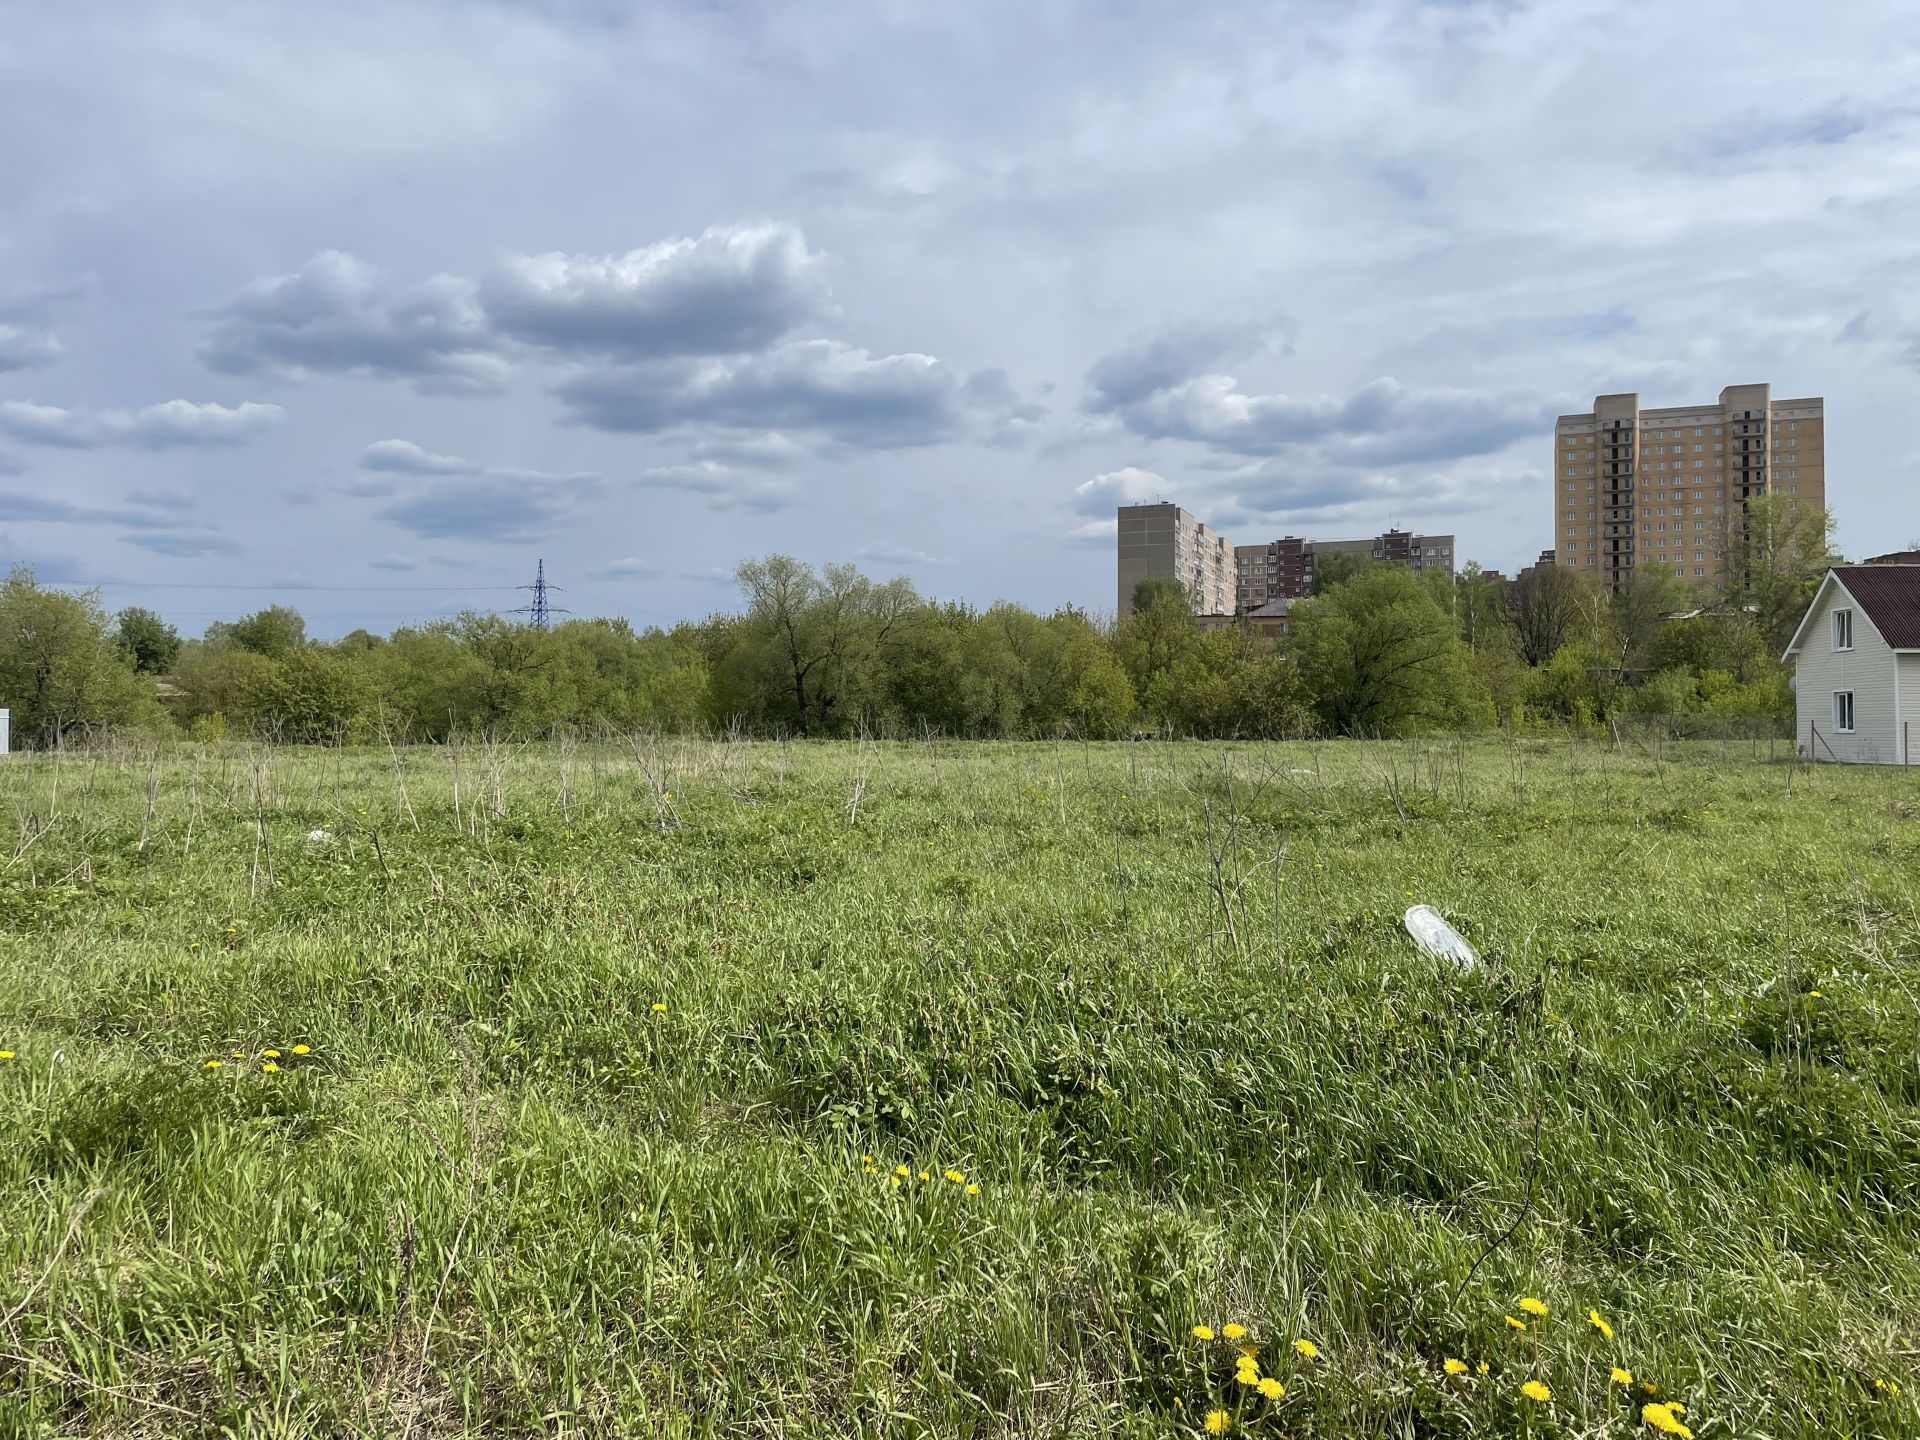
[1900,654,1920,767]
[1794,581,1901,763]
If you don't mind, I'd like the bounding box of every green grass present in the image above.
[1,735,1916,1437]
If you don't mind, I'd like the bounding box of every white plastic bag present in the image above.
[1404,904,1477,972]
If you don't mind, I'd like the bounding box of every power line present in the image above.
[50,580,521,592]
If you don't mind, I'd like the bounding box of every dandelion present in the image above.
[916,1171,930,1182]
[1257,1377,1284,1399]
[1641,1402,1692,1438]
[895,1165,910,1177]
[1191,1325,1216,1341]
[1238,1345,1257,1360]
[1204,1409,1231,1435]
[0,1050,13,1061]
[1588,1308,1613,1340]
[889,1176,902,1188]
[1235,1368,1260,1388]
[1519,1297,1549,1318]
[1505,1315,1528,1331]
[203,1060,222,1069]
[1221,1323,1247,1340]
[1444,1358,1468,1376]
[261,1062,279,1073]
[1521,1380,1551,1404]
[861,1155,873,1164]
[944,1170,965,1183]
[291,1045,310,1055]
[1642,1382,1659,1395]
[1476,1362,1490,1375]
[1293,1338,1319,1360]
[1612,1367,1634,1386]
[263,1049,281,1059]
[1808,990,1822,998]
[651,1002,668,1013]
[230,1051,247,1060]
[1876,1377,1903,1396]
[964,1183,980,1195]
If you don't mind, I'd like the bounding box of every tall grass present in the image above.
[0,735,1915,1437]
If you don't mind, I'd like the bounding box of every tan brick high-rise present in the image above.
[1553,385,1825,590]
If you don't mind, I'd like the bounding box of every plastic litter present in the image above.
[305,829,332,844]
[1404,905,1477,972]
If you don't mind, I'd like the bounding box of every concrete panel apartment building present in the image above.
[1554,383,1825,592]
[1116,503,1456,616]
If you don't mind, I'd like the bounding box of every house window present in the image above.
[1834,691,1855,734]
[1833,608,1853,651]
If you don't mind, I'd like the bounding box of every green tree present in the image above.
[1715,495,1839,654]
[1113,578,1198,720]
[1508,564,1592,668]
[209,605,308,659]
[0,569,162,744]
[1290,566,1480,735]
[115,606,181,674]
[1309,551,1371,595]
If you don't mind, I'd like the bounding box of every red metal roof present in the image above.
[1836,565,1920,649]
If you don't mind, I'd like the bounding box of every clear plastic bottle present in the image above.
[1404,904,1478,972]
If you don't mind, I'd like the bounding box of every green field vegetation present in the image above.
[1,737,1916,1437]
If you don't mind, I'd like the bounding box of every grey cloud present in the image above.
[555,339,1041,448]
[122,532,243,557]
[369,553,420,571]
[0,490,192,528]
[1071,465,1168,516]
[690,430,806,469]
[360,438,480,475]
[484,221,832,358]
[1083,318,1284,411]
[854,545,938,566]
[1836,309,1871,343]
[0,323,61,372]
[378,474,600,541]
[201,251,510,396]
[0,399,286,449]
[0,452,22,477]
[123,490,196,512]
[590,557,665,580]
[638,460,792,513]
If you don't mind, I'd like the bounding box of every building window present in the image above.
[1834,691,1855,734]
[1833,608,1853,651]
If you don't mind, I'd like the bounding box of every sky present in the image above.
[2,0,1917,637]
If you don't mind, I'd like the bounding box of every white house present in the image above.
[1781,565,1920,765]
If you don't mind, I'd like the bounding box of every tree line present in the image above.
[0,497,1841,748]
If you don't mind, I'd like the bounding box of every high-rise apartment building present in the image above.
[1116,503,1236,616]
[1553,385,1825,590]
[1235,530,1457,607]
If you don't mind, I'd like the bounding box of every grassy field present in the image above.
[0,735,1916,1438]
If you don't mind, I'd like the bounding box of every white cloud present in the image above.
[0,399,286,449]
[359,438,479,475]
[589,557,666,580]
[1072,465,1169,516]
[0,323,61,372]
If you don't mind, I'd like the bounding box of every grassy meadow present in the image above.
[0,735,1917,1438]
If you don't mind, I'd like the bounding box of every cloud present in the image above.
[689,430,805,469]
[555,339,1041,447]
[0,323,61,372]
[123,490,195,512]
[0,452,22,477]
[122,532,243,557]
[1071,465,1169,516]
[0,399,286,449]
[377,473,600,541]
[853,545,938,566]
[368,553,419,571]
[201,251,509,396]
[484,221,833,358]
[1064,518,1118,549]
[589,557,665,580]
[1094,372,1548,466]
[359,438,479,475]
[637,459,792,513]
[0,490,194,528]
[1083,319,1284,411]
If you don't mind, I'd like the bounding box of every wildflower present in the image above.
[1641,1402,1692,1437]
[1588,1308,1613,1340]
[291,1045,310,1055]
[1204,1409,1231,1435]
[1521,1380,1551,1404]
[889,1176,902,1188]
[1877,1377,1902,1395]
[861,1154,873,1164]
[1444,1358,1468,1376]
[1519,1297,1549,1318]
[1221,1323,1247,1340]
[1293,1338,1319,1360]
[1612,1367,1634,1386]
[1476,1362,1489,1375]
[1257,1377,1284,1399]
[651,1002,668,1013]
[944,1170,965,1183]
[1505,1315,1528,1331]
[1808,989,1822,998]
[0,1051,13,1061]
[203,1060,222,1069]
[230,1051,247,1060]
[1191,1325,1216,1341]
[262,1049,281,1059]
[261,1062,279,1073]
[1238,1345,1257,1360]
[1235,1367,1260,1387]
[895,1165,910,1177]
[916,1171,930,1182]
[1642,1382,1659,1395]
[964,1183,980,1195]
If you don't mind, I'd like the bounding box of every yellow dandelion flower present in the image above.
[1235,1368,1260,1388]
[1588,1308,1613,1340]
[1669,1404,1685,1416]
[861,1155,873,1163]
[230,1050,246,1060]
[1235,1357,1259,1377]
[0,1050,13,1060]
[1808,989,1822,998]
[1476,1362,1489,1375]
[1257,1377,1284,1399]
[1204,1409,1230,1435]
[1641,1402,1692,1438]
[1293,1338,1319,1360]
[1191,1325,1215,1341]
[944,1170,965,1183]
[203,1060,222,1069]
[1239,1345,1258,1360]
[1642,1382,1659,1395]
[261,1062,279,1073]
[889,1176,902,1188]
[1519,1297,1549,1318]
[291,1044,310,1055]
[651,1002,668,1013]
[1521,1380,1551,1403]
[1221,1322,1246,1340]
[1505,1315,1528,1331]
[895,1165,910,1176]
[1612,1367,1634,1386]
[916,1171,930,1182]
[1876,1377,1902,1395]
[964,1183,980,1195]
[262,1049,281,1059]
[1443,1358,1468,1376]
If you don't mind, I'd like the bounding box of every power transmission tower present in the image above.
[513,558,568,630]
